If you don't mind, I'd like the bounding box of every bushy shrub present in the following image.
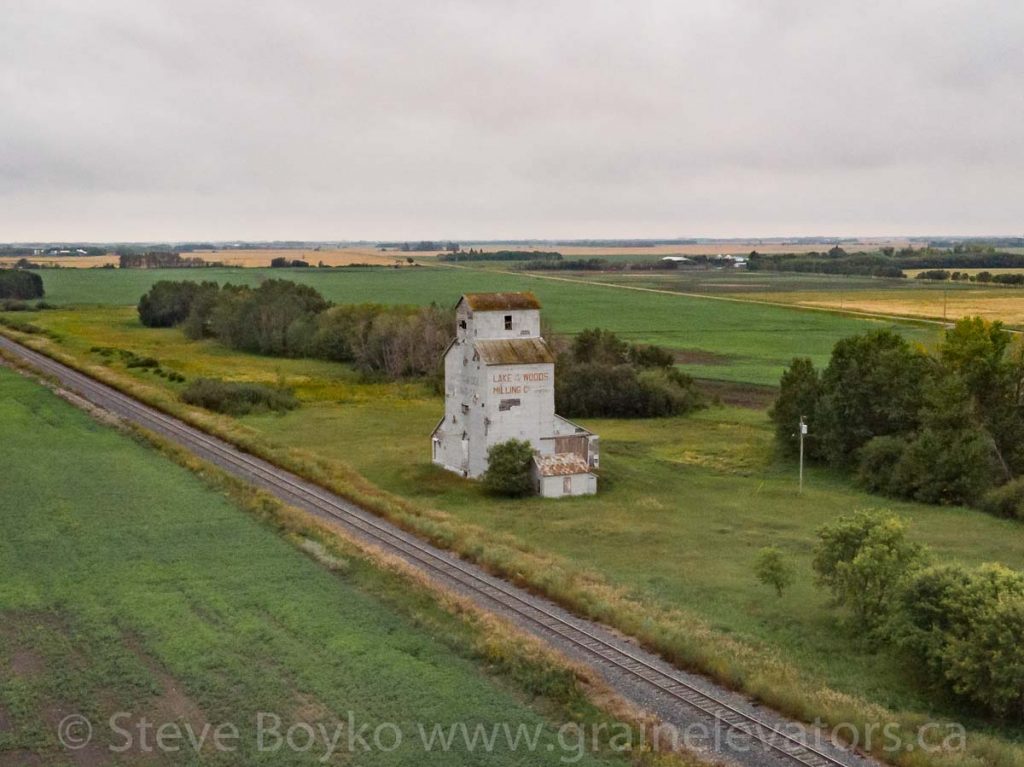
[890,426,1000,505]
[754,547,794,597]
[482,439,535,497]
[180,378,298,416]
[890,563,1024,719]
[637,368,703,415]
[978,478,1024,519]
[812,510,928,631]
[810,510,1024,719]
[125,355,160,369]
[0,269,44,299]
[628,343,676,368]
[855,436,909,495]
[556,329,701,419]
[138,280,218,327]
[556,363,699,418]
[992,273,1024,285]
[571,328,630,365]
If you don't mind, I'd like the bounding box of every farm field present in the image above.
[26,266,938,385]
[191,247,409,267]
[0,365,636,766]
[4,306,1024,763]
[0,254,119,268]
[781,292,1024,326]
[555,270,950,294]
[457,240,920,257]
[521,268,1024,327]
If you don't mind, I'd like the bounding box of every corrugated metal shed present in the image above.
[461,292,541,311]
[533,453,591,477]
[475,338,555,365]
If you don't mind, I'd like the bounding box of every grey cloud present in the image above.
[0,0,1021,240]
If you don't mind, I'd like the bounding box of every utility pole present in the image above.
[798,415,808,493]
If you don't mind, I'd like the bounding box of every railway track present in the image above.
[0,335,872,767]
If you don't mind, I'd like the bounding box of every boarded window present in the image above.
[563,476,572,494]
[499,398,521,411]
[555,435,588,457]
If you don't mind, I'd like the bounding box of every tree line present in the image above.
[747,252,906,278]
[138,281,703,420]
[749,247,1024,279]
[438,250,562,262]
[120,252,218,269]
[771,319,1024,516]
[916,269,1024,285]
[137,280,453,379]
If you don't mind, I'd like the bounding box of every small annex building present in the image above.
[431,292,598,497]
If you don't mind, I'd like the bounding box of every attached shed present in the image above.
[532,453,597,498]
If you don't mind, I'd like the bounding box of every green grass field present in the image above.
[5,307,1024,759]
[0,366,635,766]
[30,266,938,385]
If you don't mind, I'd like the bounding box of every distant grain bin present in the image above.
[431,292,598,497]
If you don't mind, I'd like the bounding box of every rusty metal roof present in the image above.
[461,292,541,311]
[533,453,591,477]
[475,338,555,365]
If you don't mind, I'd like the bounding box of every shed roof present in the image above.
[534,453,591,477]
[460,292,541,311]
[475,338,555,365]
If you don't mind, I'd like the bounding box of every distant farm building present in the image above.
[661,256,692,264]
[431,292,598,497]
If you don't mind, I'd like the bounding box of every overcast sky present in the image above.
[1,0,1022,242]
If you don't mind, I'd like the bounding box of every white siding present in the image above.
[537,473,598,498]
[434,297,597,495]
[457,306,540,341]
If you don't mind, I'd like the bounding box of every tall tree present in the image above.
[769,358,821,457]
[815,330,932,466]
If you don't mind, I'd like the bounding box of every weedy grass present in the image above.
[3,311,1023,766]
[0,365,688,767]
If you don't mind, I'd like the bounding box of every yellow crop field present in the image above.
[0,254,119,268]
[461,239,917,257]
[191,247,411,267]
[733,289,1024,326]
